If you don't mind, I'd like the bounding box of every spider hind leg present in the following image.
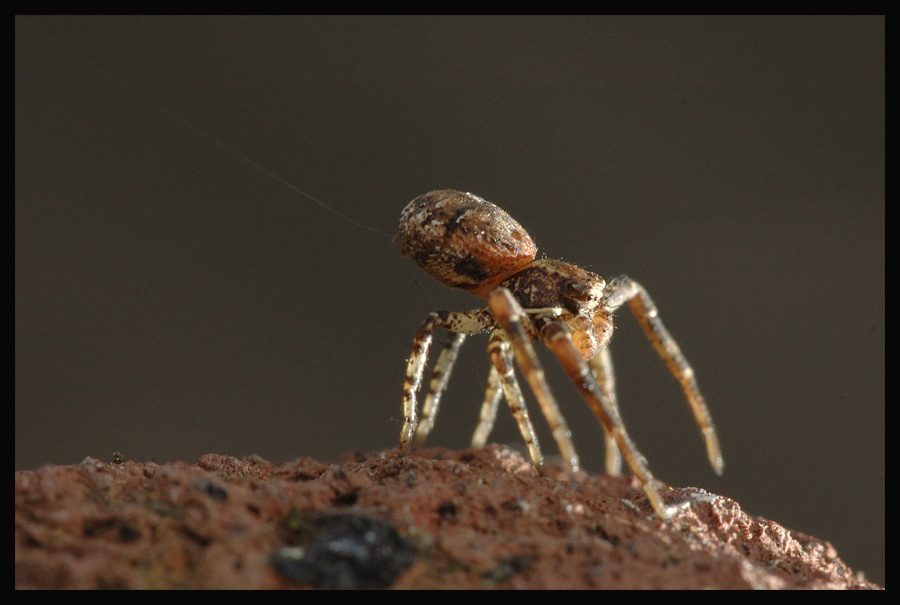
[539,316,670,519]
[400,309,492,454]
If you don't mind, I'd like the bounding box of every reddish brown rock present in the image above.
[15,446,879,589]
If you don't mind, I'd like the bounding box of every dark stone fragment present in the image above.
[272,513,416,589]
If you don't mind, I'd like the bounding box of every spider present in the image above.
[395,189,723,519]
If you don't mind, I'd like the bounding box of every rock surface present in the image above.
[15,446,880,589]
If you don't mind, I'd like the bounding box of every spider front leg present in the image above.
[536,314,670,519]
[487,288,581,473]
[400,309,491,454]
[605,276,724,475]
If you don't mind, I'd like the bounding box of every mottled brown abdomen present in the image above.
[396,190,537,297]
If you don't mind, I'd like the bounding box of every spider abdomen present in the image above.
[396,190,537,297]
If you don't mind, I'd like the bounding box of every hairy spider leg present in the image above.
[471,314,623,475]
[416,337,516,458]
[470,366,502,449]
[605,276,724,475]
[590,347,625,476]
[400,307,547,472]
[487,288,581,473]
[535,312,669,519]
[485,328,545,471]
[400,310,492,455]
[413,333,466,448]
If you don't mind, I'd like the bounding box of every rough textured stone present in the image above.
[15,446,880,589]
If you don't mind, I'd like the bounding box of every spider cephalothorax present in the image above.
[395,189,723,519]
[498,259,611,361]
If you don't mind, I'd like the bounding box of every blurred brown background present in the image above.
[15,16,883,585]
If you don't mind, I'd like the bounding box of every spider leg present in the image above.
[538,316,670,519]
[484,329,545,470]
[488,288,581,473]
[590,347,624,476]
[470,365,503,449]
[604,276,724,475]
[400,309,492,455]
[413,333,466,448]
